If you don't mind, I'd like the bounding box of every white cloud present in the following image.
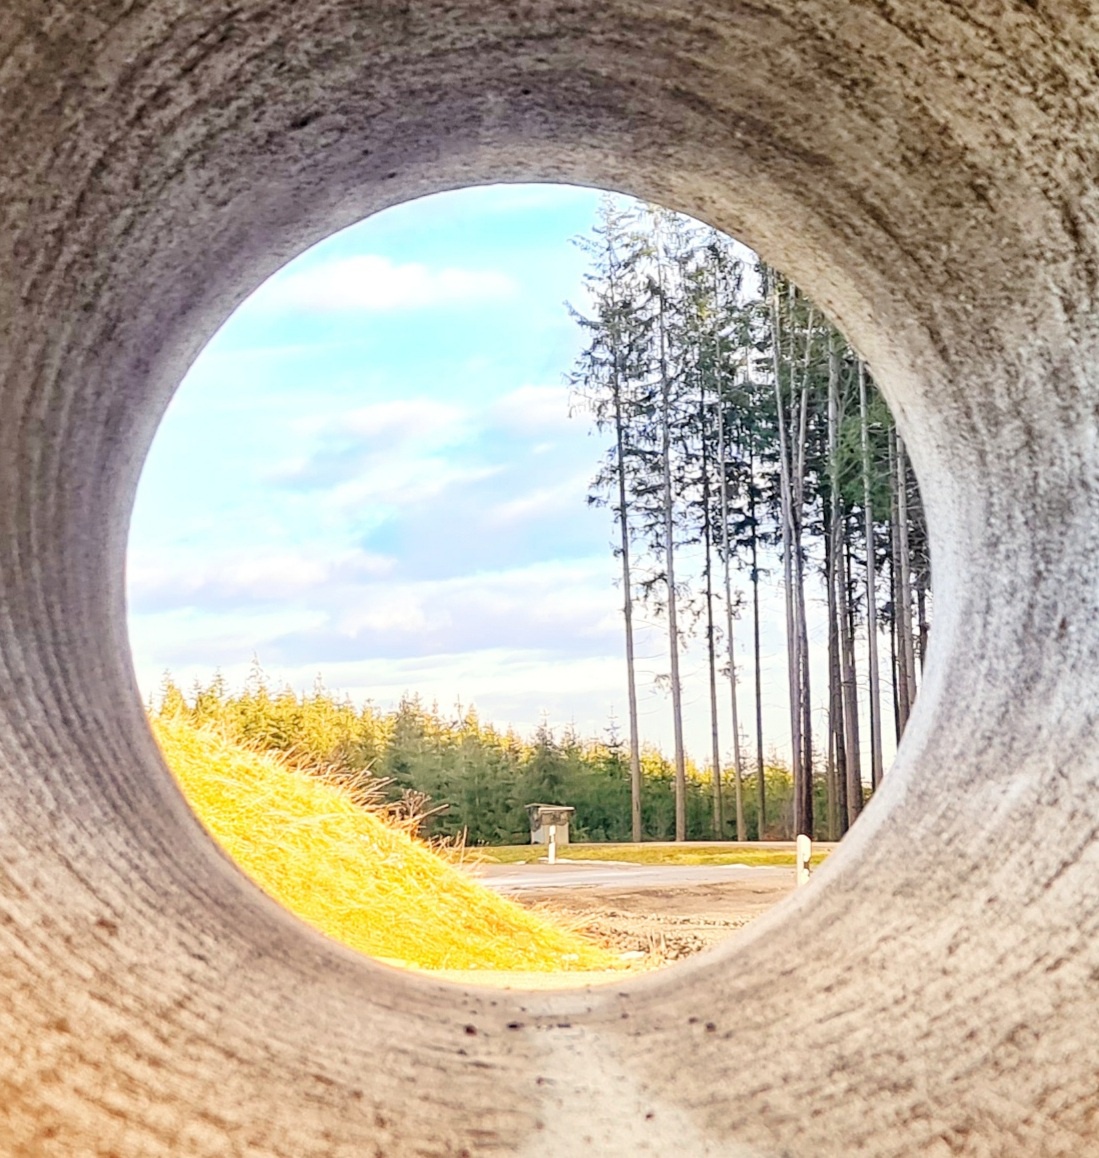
[260,255,518,313]
[338,399,468,442]
[490,385,575,434]
[322,461,505,514]
[274,398,470,470]
[486,473,590,526]
[128,547,396,609]
[268,396,497,511]
[330,559,614,640]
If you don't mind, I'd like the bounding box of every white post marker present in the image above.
[796,834,812,887]
[547,824,557,866]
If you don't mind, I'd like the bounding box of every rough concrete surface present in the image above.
[3,1,1099,1154]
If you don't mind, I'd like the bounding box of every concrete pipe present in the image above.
[2,2,1099,1154]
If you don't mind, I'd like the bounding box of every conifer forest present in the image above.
[567,197,931,843]
[156,197,931,845]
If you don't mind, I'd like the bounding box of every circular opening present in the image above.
[127,182,929,987]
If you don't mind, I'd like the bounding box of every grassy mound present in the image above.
[155,716,619,973]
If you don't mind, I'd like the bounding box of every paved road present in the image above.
[474,860,794,892]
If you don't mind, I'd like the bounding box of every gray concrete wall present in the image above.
[1,3,1098,1154]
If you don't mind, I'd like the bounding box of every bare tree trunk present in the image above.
[791,297,816,838]
[858,359,884,791]
[769,277,804,837]
[612,372,643,842]
[912,478,931,672]
[749,447,766,839]
[840,514,863,825]
[889,544,902,741]
[917,578,930,673]
[655,229,687,841]
[718,391,745,841]
[701,393,724,838]
[663,417,687,842]
[795,535,814,835]
[888,429,911,736]
[824,510,840,840]
[896,433,918,718]
[826,344,848,838]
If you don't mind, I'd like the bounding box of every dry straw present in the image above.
[154,715,620,973]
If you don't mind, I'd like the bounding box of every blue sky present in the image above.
[128,182,880,766]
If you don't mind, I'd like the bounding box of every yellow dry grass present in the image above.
[155,715,620,973]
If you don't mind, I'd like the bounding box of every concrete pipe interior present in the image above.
[3,4,1099,1154]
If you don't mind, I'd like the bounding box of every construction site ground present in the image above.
[482,861,798,963]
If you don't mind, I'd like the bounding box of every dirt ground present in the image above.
[517,867,797,964]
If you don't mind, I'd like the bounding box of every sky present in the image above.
[127,182,892,768]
